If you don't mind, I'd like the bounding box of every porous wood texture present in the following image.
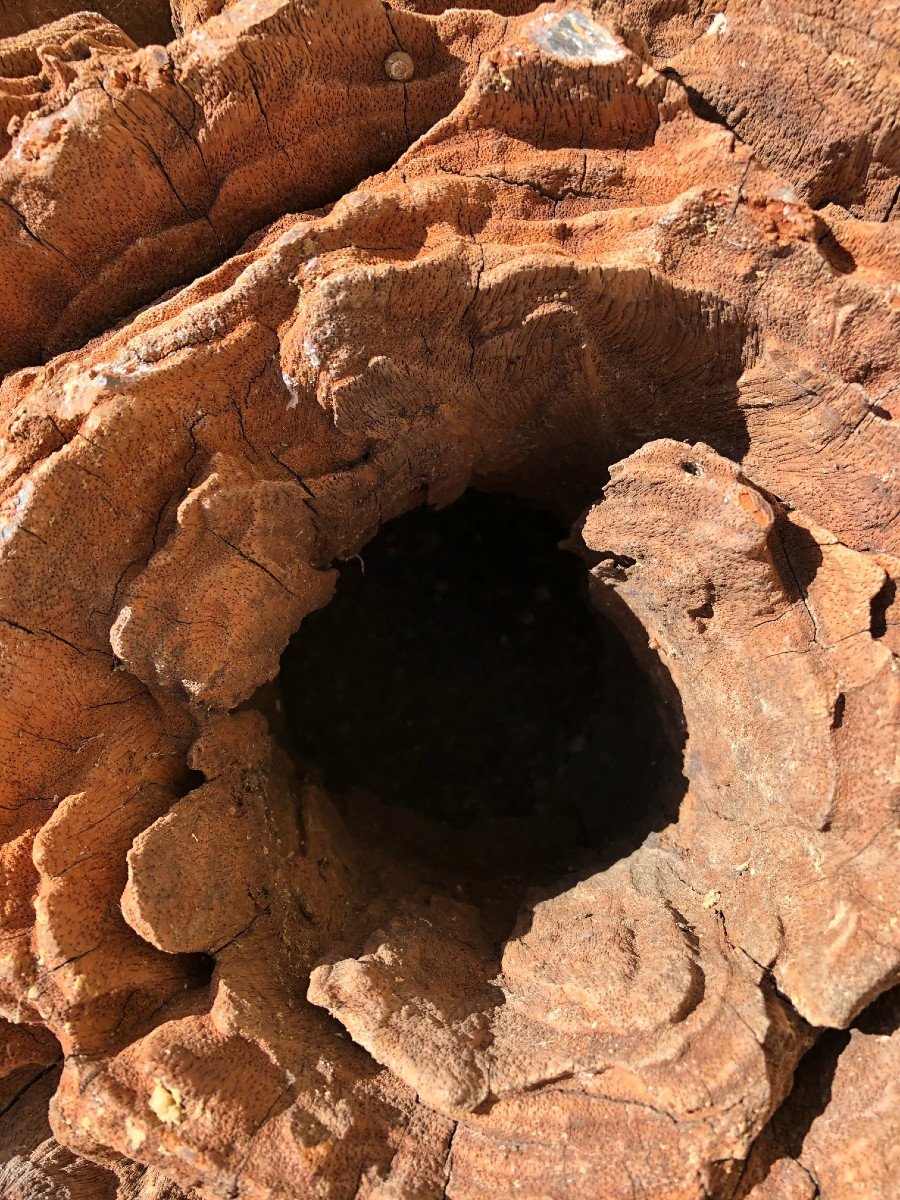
[0,2,897,1199]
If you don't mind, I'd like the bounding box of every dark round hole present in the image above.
[278,491,679,884]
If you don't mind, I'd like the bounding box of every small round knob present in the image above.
[384,51,415,82]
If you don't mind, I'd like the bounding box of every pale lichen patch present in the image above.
[529,13,627,65]
[126,1117,147,1149]
[0,479,34,545]
[282,372,301,409]
[149,1080,185,1125]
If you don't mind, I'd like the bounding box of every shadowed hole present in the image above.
[278,490,683,889]
[870,574,895,640]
